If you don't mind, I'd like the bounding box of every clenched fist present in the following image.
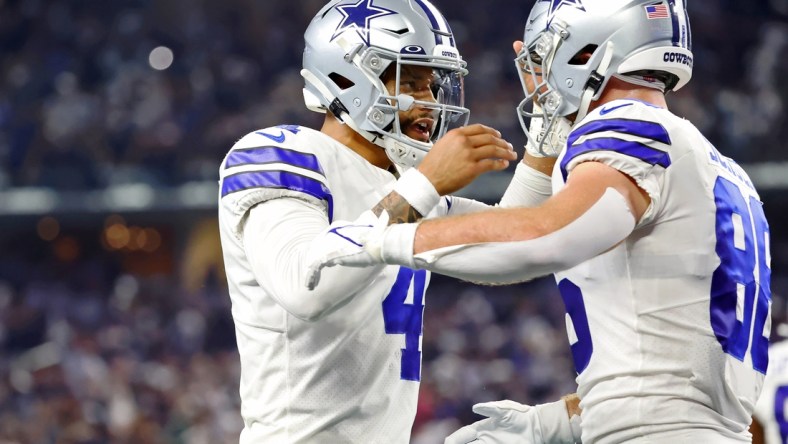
[418,124,517,195]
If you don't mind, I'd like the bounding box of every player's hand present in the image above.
[305,210,388,290]
[418,124,517,195]
[444,400,544,444]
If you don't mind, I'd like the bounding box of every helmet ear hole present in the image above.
[569,44,599,65]
[329,73,355,90]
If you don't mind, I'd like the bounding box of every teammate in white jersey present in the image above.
[217,0,517,442]
[752,339,788,444]
[307,0,773,442]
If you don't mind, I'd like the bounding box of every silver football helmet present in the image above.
[302,0,470,169]
[516,0,693,156]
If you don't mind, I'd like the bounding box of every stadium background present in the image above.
[0,0,786,442]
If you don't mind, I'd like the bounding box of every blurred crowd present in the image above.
[1,0,788,443]
[1,0,787,191]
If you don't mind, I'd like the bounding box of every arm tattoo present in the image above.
[372,191,422,225]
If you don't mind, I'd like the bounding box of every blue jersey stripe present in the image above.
[221,170,334,221]
[225,146,323,174]
[569,118,672,146]
[560,138,672,181]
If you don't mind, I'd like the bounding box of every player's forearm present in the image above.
[415,162,642,253]
[372,191,422,223]
[245,200,380,321]
[499,160,554,208]
[401,188,635,284]
[372,168,443,223]
[522,153,557,177]
[371,184,492,225]
[415,207,536,252]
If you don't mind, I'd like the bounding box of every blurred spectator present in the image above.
[1,0,787,190]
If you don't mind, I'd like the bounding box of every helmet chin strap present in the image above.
[575,41,615,123]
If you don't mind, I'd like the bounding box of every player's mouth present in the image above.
[406,118,435,142]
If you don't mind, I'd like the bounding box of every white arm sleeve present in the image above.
[499,162,553,208]
[411,188,635,284]
[243,198,383,321]
[441,196,492,216]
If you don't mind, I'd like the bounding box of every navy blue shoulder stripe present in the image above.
[221,170,333,221]
[224,146,324,174]
[560,137,672,181]
[569,118,671,147]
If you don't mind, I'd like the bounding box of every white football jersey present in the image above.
[754,340,788,444]
[553,100,772,443]
[218,125,441,443]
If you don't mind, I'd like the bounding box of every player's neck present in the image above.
[320,115,393,170]
[588,77,668,113]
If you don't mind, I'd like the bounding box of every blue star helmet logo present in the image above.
[331,0,397,47]
[541,0,586,28]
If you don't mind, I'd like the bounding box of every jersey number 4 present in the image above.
[711,176,771,373]
[383,267,428,381]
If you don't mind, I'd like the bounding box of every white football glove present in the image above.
[445,400,543,444]
[526,102,571,158]
[305,210,388,291]
[444,399,580,444]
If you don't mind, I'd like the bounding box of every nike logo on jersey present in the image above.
[329,225,373,247]
[599,103,633,115]
[257,130,286,144]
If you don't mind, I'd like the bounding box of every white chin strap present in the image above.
[575,41,615,123]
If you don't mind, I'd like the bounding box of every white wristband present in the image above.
[499,161,552,208]
[394,168,440,217]
[535,400,578,444]
[380,222,419,268]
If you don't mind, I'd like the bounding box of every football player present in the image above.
[217,0,517,442]
[308,0,773,442]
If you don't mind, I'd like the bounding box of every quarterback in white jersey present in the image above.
[752,339,788,444]
[307,1,773,443]
[217,0,516,442]
[219,125,436,443]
